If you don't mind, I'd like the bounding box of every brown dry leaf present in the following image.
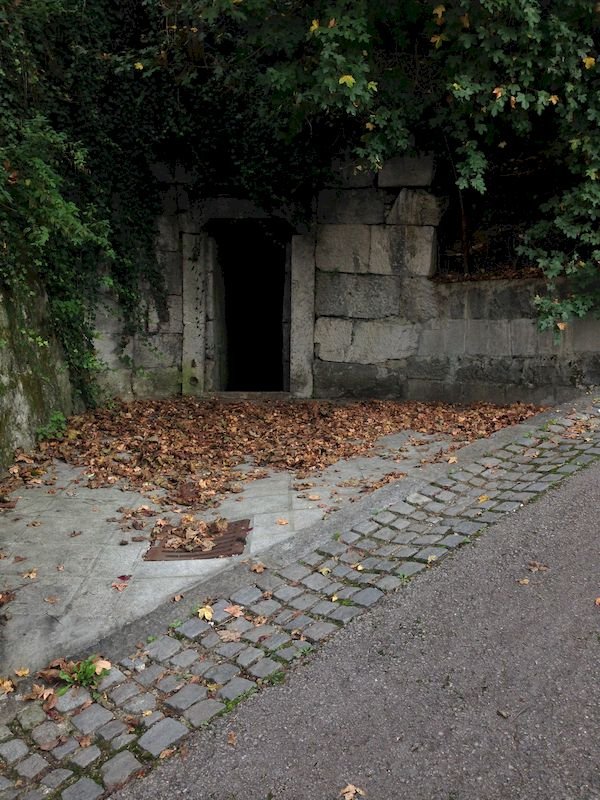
[253,615,268,626]
[340,785,365,800]
[318,567,332,576]
[142,710,153,717]
[27,520,42,528]
[594,597,600,607]
[223,604,244,618]
[250,562,266,574]
[0,678,15,695]
[517,578,530,586]
[77,735,92,748]
[172,594,184,602]
[197,605,213,621]
[527,561,549,573]
[308,494,321,501]
[276,518,289,526]
[13,555,26,563]
[227,731,237,747]
[44,596,59,605]
[14,667,30,677]
[159,747,177,759]
[111,581,128,592]
[22,568,38,580]
[94,659,111,674]
[56,564,65,572]
[24,684,55,703]
[0,590,16,607]
[69,530,82,538]
[218,630,241,643]
[447,456,458,464]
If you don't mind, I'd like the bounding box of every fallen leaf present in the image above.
[426,555,437,566]
[340,785,365,800]
[94,659,111,674]
[527,561,549,573]
[0,678,15,695]
[117,574,132,581]
[447,456,458,464]
[14,667,30,677]
[276,518,289,526]
[198,605,213,621]
[318,567,332,576]
[69,530,82,537]
[142,710,153,717]
[44,596,59,605]
[250,562,265,574]
[77,735,92,748]
[172,594,184,602]
[223,604,244,617]
[331,594,339,602]
[27,520,42,527]
[497,709,510,719]
[14,555,26,563]
[22,568,38,580]
[351,563,364,571]
[594,597,600,607]
[56,564,65,572]
[308,494,321,501]
[517,578,530,585]
[227,731,237,746]
[111,581,128,592]
[478,494,490,503]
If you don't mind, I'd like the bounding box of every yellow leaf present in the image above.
[549,95,559,105]
[492,87,504,99]
[556,321,567,331]
[583,56,596,70]
[0,678,15,695]
[510,96,517,109]
[432,4,445,19]
[365,122,375,130]
[478,495,490,503]
[447,456,458,464]
[94,659,111,675]
[142,710,153,717]
[318,567,331,576]
[14,667,30,678]
[351,563,364,571]
[133,62,144,71]
[340,785,365,800]
[328,18,336,28]
[198,605,214,621]
[339,74,356,88]
[427,555,437,566]
[430,34,447,48]
[331,594,339,602]
[22,569,37,580]
[309,18,320,33]
[517,578,530,586]
[227,731,237,746]
[459,13,470,27]
[595,597,600,607]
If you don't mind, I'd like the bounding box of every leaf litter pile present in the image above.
[4,398,538,555]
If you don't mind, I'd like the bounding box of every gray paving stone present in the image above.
[236,647,264,668]
[216,641,246,659]
[70,745,101,768]
[52,738,79,760]
[253,573,284,592]
[0,777,13,792]
[317,540,347,557]
[311,600,338,617]
[201,631,222,649]
[110,733,137,750]
[145,635,181,662]
[334,586,359,600]
[414,546,449,563]
[156,674,185,694]
[352,587,383,607]
[97,667,126,692]
[61,777,103,800]
[439,533,469,548]
[140,711,163,728]
[203,663,239,685]
[450,520,485,535]
[138,718,188,757]
[351,519,380,535]
[248,658,282,679]
[393,532,417,545]
[191,658,217,677]
[31,720,70,749]
[303,621,337,642]
[211,599,235,623]
[170,649,200,669]
[301,573,334,592]
[217,677,256,701]
[288,592,319,611]
[250,598,282,616]
[17,704,46,731]
[41,769,73,790]
[101,751,143,790]
[165,684,207,711]
[261,633,292,650]
[123,692,157,714]
[97,720,129,741]
[178,618,210,640]
[302,550,325,566]
[277,645,305,662]
[278,564,311,581]
[494,500,523,512]
[373,559,397,573]
[273,584,304,602]
[375,575,404,591]
[411,534,442,546]
[132,662,165,688]
[184,700,225,728]
[387,500,413,515]
[242,624,277,643]
[229,585,263,605]
[390,518,411,532]
[0,739,28,764]
[71,704,113,735]
[329,605,362,624]
[15,753,48,779]
[110,681,141,705]
[226,617,254,634]
[340,531,361,544]
[53,688,91,714]
[396,561,426,577]
[372,510,396,525]
[281,614,314,632]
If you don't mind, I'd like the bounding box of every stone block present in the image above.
[315,273,400,319]
[378,154,435,188]
[101,751,143,790]
[509,318,539,356]
[53,688,91,715]
[386,189,447,226]
[317,189,385,224]
[397,225,437,276]
[316,224,370,273]
[465,320,511,356]
[329,158,376,188]
[248,658,282,679]
[216,677,256,701]
[417,320,467,357]
[313,360,402,399]
[61,777,103,800]
[183,700,225,728]
[569,318,600,352]
[71,704,113,735]
[368,226,395,274]
[41,769,73,790]
[0,739,28,763]
[137,718,188,757]
[314,317,353,362]
[133,334,181,370]
[145,635,182,662]
[165,685,207,712]
[156,215,179,253]
[290,233,316,398]
[70,745,102,768]
[346,319,418,364]
[15,753,48,779]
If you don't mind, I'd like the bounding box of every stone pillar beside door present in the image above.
[290,232,316,398]
[181,233,210,395]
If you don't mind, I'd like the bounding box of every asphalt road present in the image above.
[115,461,600,800]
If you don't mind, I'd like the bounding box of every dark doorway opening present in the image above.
[210,220,290,392]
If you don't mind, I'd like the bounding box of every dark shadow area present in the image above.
[210,221,290,391]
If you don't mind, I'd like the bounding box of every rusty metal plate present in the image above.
[143,518,252,561]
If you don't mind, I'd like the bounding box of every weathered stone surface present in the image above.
[137,718,188,757]
[316,225,370,273]
[313,360,402,399]
[378,154,435,188]
[316,273,400,319]
[101,751,143,790]
[133,333,182,369]
[61,777,103,800]
[348,319,418,364]
[217,677,256,702]
[178,617,210,640]
[290,232,316,398]
[41,769,73,790]
[314,317,352,363]
[329,158,376,188]
[31,721,71,749]
[184,700,225,728]
[70,745,102,768]
[15,753,48,779]
[386,189,447,226]
[317,189,385,224]
[165,684,207,711]
[398,226,437,276]
[248,659,282,679]
[53,688,92,715]
[0,725,11,743]
[145,635,181,661]
[17,704,46,731]
[71,704,113,735]
[0,739,28,764]
[368,227,395,274]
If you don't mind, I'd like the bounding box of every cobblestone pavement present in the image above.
[0,398,599,799]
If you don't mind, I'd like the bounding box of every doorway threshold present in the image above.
[208,391,292,402]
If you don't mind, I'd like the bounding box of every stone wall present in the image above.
[0,285,73,470]
[95,156,600,405]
